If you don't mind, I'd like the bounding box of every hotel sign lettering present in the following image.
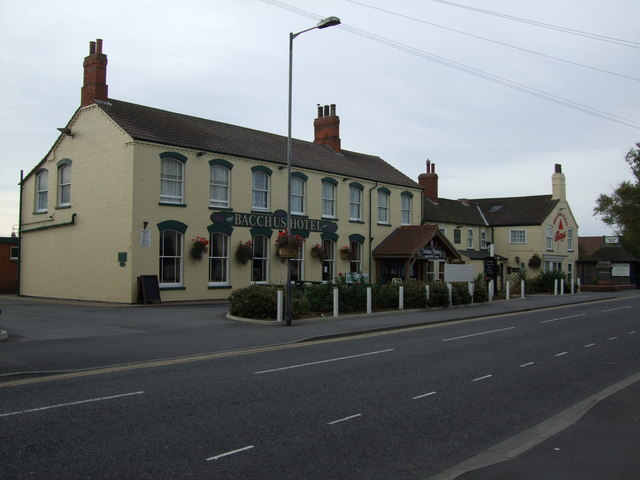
[210,209,338,233]
[417,245,445,259]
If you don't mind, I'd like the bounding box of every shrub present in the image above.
[533,270,567,293]
[372,283,399,310]
[427,282,450,308]
[404,281,427,309]
[452,282,472,305]
[302,283,334,313]
[228,284,279,319]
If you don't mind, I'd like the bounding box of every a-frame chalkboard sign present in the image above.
[137,275,161,304]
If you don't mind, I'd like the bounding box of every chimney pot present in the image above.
[317,105,323,118]
[89,41,96,54]
[323,105,330,117]
[330,104,336,116]
[96,38,103,54]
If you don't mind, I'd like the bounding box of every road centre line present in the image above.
[584,343,596,348]
[206,445,254,461]
[413,391,437,400]
[609,336,618,341]
[254,349,394,374]
[0,391,144,418]
[472,375,493,382]
[519,362,535,368]
[602,306,632,312]
[555,351,568,357]
[442,327,515,342]
[327,414,362,425]
[541,314,586,324]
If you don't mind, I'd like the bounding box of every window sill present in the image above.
[349,219,364,224]
[209,206,233,211]
[33,210,48,215]
[159,202,187,208]
[208,285,232,290]
[377,222,391,227]
[55,205,71,210]
[159,285,186,290]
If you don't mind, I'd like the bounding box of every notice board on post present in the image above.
[137,275,161,304]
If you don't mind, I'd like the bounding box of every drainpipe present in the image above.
[368,182,378,283]
[17,170,23,296]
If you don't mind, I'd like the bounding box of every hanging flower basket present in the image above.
[310,244,325,262]
[275,229,305,259]
[191,236,209,260]
[339,245,351,260]
[528,254,542,269]
[235,240,253,265]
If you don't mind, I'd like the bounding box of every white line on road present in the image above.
[541,314,586,324]
[254,349,394,374]
[327,414,362,425]
[555,351,568,357]
[602,306,632,312]
[584,343,596,348]
[442,327,515,342]
[609,336,618,341]
[413,391,437,400]
[519,362,535,368]
[472,375,493,382]
[0,391,145,418]
[630,331,637,335]
[206,445,254,461]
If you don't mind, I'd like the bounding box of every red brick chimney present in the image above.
[313,104,341,153]
[418,160,438,201]
[81,39,108,107]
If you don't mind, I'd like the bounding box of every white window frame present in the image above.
[509,229,527,244]
[546,225,553,251]
[377,191,390,224]
[290,245,304,282]
[252,171,269,211]
[350,241,363,273]
[322,181,336,218]
[567,228,574,251]
[160,158,184,204]
[252,235,269,283]
[349,185,362,221]
[480,229,488,250]
[401,194,412,225]
[159,230,183,287]
[35,170,48,212]
[208,232,230,286]
[209,165,230,208]
[322,239,335,282]
[291,177,306,215]
[466,228,474,250]
[58,164,71,207]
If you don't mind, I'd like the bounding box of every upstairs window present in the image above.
[509,229,526,244]
[35,170,48,212]
[567,228,574,251]
[546,225,553,250]
[210,163,230,208]
[401,192,412,225]
[160,158,184,204]
[466,228,474,250]
[377,189,390,224]
[349,184,363,221]
[322,179,337,218]
[291,176,306,215]
[454,229,461,244]
[252,170,270,211]
[57,160,72,207]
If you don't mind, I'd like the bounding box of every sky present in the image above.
[1,0,638,237]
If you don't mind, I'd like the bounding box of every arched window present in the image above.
[35,169,48,212]
[349,183,363,221]
[252,235,269,283]
[377,189,390,224]
[159,230,183,286]
[57,160,72,207]
[160,157,185,204]
[401,192,412,225]
[252,170,270,211]
[322,239,335,282]
[291,176,306,215]
[210,164,230,208]
[209,232,230,285]
[322,178,337,218]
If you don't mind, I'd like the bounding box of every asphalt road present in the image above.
[1,296,639,479]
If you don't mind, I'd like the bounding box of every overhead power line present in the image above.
[433,0,640,49]
[347,0,640,82]
[261,0,640,130]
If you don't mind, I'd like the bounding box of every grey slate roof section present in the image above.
[96,99,421,189]
[423,194,559,227]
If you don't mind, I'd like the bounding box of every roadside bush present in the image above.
[404,281,427,309]
[302,283,334,314]
[427,282,450,308]
[532,270,567,293]
[452,282,472,305]
[372,283,399,310]
[229,284,279,319]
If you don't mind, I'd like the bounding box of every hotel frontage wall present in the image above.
[20,106,422,303]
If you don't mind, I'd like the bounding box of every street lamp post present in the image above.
[286,16,341,326]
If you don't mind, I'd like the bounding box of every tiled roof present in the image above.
[96,99,421,189]
[423,197,487,226]
[372,225,461,259]
[580,245,640,262]
[578,236,605,257]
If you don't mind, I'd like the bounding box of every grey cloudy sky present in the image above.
[1,0,638,237]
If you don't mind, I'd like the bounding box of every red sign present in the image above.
[553,212,568,242]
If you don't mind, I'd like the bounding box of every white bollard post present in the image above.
[399,286,404,311]
[447,283,453,307]
[571,280,575,295]
[468,282,474,304]
[488,280,493,302]
[367,287,372,314]
[521,280,525,299]
[333,288,339,317]
[554,279,558,296]
[425,284,430,302]
[277,289,283,322]
[577,278,581,294]
[560,280,565,296]
[506,281,510,300]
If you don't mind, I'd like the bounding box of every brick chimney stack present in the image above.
[551,163,566,201]
[313,104,341,153]
[81,39,108,107]
[418,159,438,201]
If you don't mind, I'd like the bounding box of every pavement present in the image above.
[1,290,639,479]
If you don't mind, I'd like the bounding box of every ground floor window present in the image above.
[290,246,304,282]
[545,260,562,272]
[350,241,362,273]
[209,232,229,285]
[322,239,335,281]
[252,235,269,283]
[160,230,183,286]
